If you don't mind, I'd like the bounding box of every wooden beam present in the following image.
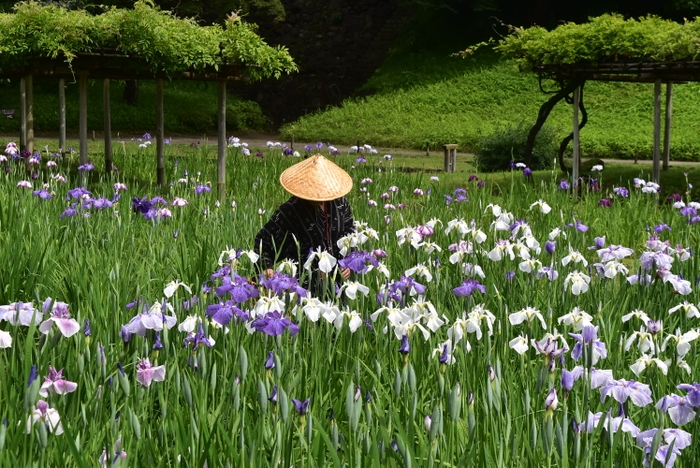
[59,78,66,156]
[103,79,112,173]
[572,86,580,190]
[217,79,227,199]
[26,74,34,156]
[79,72,88,165]
[20,77,27,153]
[156,78,165,186]
[653,79,661,183]
[663,82,673,171]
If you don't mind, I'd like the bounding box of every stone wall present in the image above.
[244,0,415,126]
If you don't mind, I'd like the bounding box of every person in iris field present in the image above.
[254,154,354,293]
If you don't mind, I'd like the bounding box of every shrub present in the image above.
[474,123,557,172]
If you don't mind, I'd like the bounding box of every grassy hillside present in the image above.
[280,9,700,161]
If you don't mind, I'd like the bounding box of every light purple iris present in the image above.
[677,382,700,406]
[613,186,629,197]
[265,351,275,370]
[39,367,78,397]
[545,241,556,255]
[0,301,43,326]
[32,189,53,200]
[123,301,177,337]
[600,379,653,407]
[569,325,607,364]
[559,179,570,190]
[655,393,696,426]
[67,187,91,200]
[194,185,211,195]
[206,300,248,326]
[292,397,310,415]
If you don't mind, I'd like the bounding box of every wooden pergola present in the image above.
[1,52,246,197]
[525,61,700,185]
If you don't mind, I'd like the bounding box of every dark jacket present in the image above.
[254,196,354,274]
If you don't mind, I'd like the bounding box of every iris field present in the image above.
[1,137,700,467]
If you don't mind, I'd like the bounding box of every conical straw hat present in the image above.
[280,154,353,201]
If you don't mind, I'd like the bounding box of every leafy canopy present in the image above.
[493,14,700,70]
[0,0,297,79]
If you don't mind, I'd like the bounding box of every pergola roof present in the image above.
[534,60,700,83]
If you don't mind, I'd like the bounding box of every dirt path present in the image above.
[4,131,700,166]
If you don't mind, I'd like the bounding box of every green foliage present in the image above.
[496,14,700,70]
[0,1,297,79]
[474,123,556,172]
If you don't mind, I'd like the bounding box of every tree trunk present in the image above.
[523,77,584,167]
[558,82,588,172]
[123,79,139,106]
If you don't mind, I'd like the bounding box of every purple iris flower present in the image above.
[85,197,113,210]
[292,397,310,415]
[251,311,299,336]
[194,185,211,195]
[206,300,248,326]
[67,187,91,200]
[598,198,611,207]
[183,323,215,350]
[215,274,259,303]
[84,319,91,337]
[304,144,313,152]
[210,265,231,280]
[268,385,278,403]
[677,382,700,406]
[439,344,450,364]
[387,276,426,300]
[569,325,607,364]
[260,273,307,297]
[77,163,94,171]
[398,334,410,354]
[600,379,653,407]
[680,206,697,218]
[32,189,53,200]
[153,331,163,350]
[182,296,199,311]
[265,351,275,370]
[562,369,575,394]
[120,325,133,343]
[559,179,570,190]
[655,394,696,425]
[505,270,516,280]
[452,278,486,297]
[468,174,478,182]
[339,251,379,274]
[545,241,556,255]
[667,193,682,203]
[654,223,671,234]
[27,364,37,387]
[523,168,532,177]
[613,187,629,197]
[132,196,154,214]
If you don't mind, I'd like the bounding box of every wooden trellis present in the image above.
[525,61,700,184]
[0,52,246,198]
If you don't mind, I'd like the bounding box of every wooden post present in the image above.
[103,79,112,173]
[217,79,227,199]
[156,78,165,186]
[79,72,88,165]
[59,78,66,155]
[26,74,34,156]
[572,86,580,189]
[663,82,673,171]
[652,79,661,184]
[443,144,458,172]
[20,77,27,153]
